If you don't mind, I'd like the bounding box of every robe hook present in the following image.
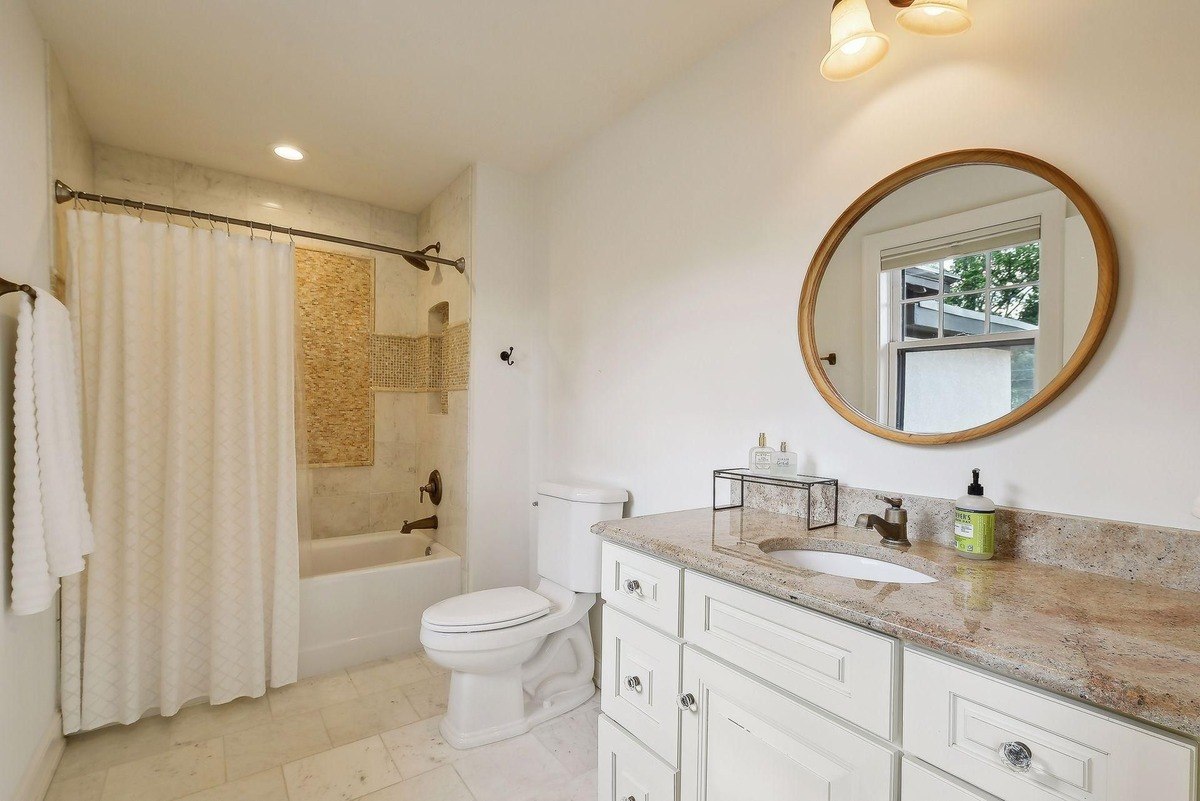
[500,346,516,366]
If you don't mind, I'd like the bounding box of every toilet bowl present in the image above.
[420,481,627,749]
[421,579,597,748]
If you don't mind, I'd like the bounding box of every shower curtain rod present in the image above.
[54,180,467,274]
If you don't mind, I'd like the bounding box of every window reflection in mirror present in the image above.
[813,165,1099,435]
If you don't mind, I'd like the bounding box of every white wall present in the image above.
[467,164,541,591]
[0,0,61,796]
[535,0,1200,531]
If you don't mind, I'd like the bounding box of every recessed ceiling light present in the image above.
[273,144,305,161]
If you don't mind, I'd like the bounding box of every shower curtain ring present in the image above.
[190,210,196,228]
[288,227,295,245]
[225,217,231,237]
[269,224,274,243]
[138,203,145,223]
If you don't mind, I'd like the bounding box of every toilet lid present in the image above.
[422,586,553,633]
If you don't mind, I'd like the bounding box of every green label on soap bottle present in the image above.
[954,508,995,556]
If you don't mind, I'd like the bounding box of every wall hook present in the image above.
[500,346,516,366]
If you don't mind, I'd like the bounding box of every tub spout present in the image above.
[401,515,438,534]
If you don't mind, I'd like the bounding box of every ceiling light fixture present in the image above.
[273,144,305,161]
[821,0,972,82]
[820,0,890,82]
[896,0,972,36]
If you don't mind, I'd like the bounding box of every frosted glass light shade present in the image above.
[896,0,972,36]
[821,0,890,81]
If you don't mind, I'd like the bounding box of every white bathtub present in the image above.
[299,530,461,678]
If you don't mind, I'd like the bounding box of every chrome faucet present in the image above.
[855,496,911,548]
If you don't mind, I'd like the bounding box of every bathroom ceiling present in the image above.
[30,0,789,212]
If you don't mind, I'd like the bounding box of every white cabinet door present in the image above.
[599,715,679,801]
[680,647,897,801]
[601,606,683,766]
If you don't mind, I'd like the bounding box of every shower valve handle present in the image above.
[419,470,443,506]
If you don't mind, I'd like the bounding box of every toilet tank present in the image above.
[537,481,628,593]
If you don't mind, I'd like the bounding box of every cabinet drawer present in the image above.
[602,542,683,636]
[904,648,1198,801]
[903,757,999,801]
[598,715,678,801]
[601,606,683,766]
[681,646,898,801]
[683,570,899,740]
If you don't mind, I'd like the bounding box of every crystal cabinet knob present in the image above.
[624,579,641,594]
[999,741,1033,772]
[624,675,642,692]
[678,692,697,711]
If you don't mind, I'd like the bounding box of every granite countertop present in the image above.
[594,507,1200,740]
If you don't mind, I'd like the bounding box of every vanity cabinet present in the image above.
[598,542,1198,801]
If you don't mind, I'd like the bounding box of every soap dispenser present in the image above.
[749,433,774,473]
[954,468,996,560]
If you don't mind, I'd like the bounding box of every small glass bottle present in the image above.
[772,442,798,476]
[749,433,774,473]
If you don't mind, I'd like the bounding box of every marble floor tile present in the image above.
[321,687,421,746]
[224,711,331,780]
[99,738,224,801]
[416,654,448,677]
[347,656,430,696]
[282,736,402,801]
[379,717,464,779]
[168,695,272,745]
[178,768,288,801]
[267,670,358,718]
[56,715,174,780]
[44,770,107,801]
[452,733,573,801]
[359,765,473,801]
[533,701,600,776]
[398,673,450,719]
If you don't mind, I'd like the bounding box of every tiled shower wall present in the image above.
[92,144,432,538]
[413,168,473,572]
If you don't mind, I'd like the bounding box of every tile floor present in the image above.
[45,653,599,801]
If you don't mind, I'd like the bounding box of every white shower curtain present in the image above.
[60,208,300,733]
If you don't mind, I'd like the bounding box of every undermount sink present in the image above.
[766,549,937,584]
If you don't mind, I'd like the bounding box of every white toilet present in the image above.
[420,481,627,749]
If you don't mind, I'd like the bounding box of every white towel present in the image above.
[10,288,94,615]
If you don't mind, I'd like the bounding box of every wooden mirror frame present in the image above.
[797,149,1118,445]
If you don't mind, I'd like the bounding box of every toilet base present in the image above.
[439,680,596,750]
[433,615,598,750]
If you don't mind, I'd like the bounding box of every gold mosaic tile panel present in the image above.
[296,248,375,467]
[442,322,470,391]
[368,321,470,397]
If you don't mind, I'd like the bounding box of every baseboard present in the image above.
[14,711,64,801]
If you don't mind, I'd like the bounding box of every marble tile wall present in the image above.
[414,169,473,571]
[743,481,1200,592]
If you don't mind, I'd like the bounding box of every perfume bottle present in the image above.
[749,433,774,473]
[772,442,798,476]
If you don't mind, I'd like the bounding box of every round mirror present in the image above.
[798,150,1117,444]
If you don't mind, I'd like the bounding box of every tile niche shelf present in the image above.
[713,468,839,530]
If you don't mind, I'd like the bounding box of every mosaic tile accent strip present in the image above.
[296,248,375,467]
[369,322,470,395]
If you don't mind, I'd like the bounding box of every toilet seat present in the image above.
[422,586,552,633]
